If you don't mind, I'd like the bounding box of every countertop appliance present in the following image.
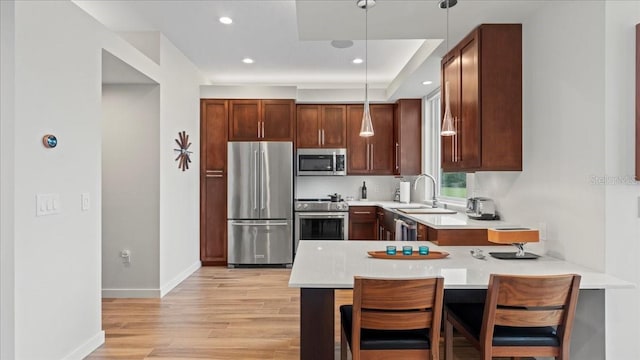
[227,142,293,267]
[466,197,498,220]
[294,198,349,254]
[296,148,346,176]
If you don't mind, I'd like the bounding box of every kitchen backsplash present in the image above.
[296,175,422,202]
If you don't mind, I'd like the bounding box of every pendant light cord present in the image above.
[365,4,368,103]
[446,0,449,52]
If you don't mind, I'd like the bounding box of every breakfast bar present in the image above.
[289,240,632,360]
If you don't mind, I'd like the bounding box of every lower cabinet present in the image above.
[417,223,428,241]
[201,174,227,265]
[348,206,378,240]
[380,208,396,240]
[426,227,495,246]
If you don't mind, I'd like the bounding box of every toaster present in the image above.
[466,197,498,220]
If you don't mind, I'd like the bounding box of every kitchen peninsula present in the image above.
[289,240,632,360]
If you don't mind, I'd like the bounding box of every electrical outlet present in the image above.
[81,193,90,211]
[120,249,131,264]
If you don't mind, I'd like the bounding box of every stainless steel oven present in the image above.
[296,148,347,176]
[294,199,349,254]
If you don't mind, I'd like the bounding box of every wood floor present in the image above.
[87,267,529,359]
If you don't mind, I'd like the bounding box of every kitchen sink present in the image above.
[397,208,457,215]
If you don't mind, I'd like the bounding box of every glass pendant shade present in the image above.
[360,101,374,137]
[358,0,374,137]
[441,81,456,136]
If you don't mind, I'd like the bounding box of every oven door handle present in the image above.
[297,214,347,219]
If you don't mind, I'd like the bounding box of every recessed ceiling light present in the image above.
[422,81,433,85]
[219,17,233,25]
[352,58,363,64]
[331,40,354,49]
[242,58,254,64]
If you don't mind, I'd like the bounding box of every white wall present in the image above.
[102,84,161,296]
[462,1,639,358]
[1,0,16,358]
[14,1,105,358]
[472,1,607,270]
[158,35,202,295]
[101,35,202,298]
[296,175,425,203]
[603,2,640,358]
[7,0,203,357]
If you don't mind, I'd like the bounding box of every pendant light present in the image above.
[440,0,457,137]
[358,0,375,137]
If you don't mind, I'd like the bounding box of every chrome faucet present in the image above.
[414,173,438,208]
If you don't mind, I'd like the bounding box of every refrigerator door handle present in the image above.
[260,150,266,210]
[253,150,258,210]
[231,222,289,226]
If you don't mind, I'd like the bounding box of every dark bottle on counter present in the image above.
[361,181,367,200]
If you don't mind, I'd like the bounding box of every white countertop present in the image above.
[288,240,633,290]
[347,200,515,230]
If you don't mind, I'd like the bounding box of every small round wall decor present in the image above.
[174,131,192,171]
[42,134,58,148]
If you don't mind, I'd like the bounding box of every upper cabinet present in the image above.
[229,99,295,141]
[441,24,522,172]
[201,100,228,172]
[394,99,422,175]
[347,104,394,175]
[296,104,347,148]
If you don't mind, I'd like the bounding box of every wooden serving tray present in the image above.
[367,250,449,260]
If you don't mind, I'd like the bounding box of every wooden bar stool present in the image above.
[340,276,445,360]
[444,274,581,360]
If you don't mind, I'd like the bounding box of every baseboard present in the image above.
[102,288,161,298]
[62,330,104,360]
[160,261,201,297]
[101,261,201,299]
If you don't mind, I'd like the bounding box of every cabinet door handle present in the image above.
[395,142,399,170]
[206,170,223,174]
[261,121,265,138]
[353,211,371,214]
[205,174,223,178]
[318,129,321,145]
[322,129,325,145]
[366,144,370,170]
[257,121,261,138]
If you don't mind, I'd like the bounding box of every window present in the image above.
[426,91,467,202]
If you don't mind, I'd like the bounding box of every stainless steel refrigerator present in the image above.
[227,142,293,266]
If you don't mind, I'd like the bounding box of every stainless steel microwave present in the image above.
[296,148,347,176]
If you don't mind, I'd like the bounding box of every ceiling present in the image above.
[75,0,547,99]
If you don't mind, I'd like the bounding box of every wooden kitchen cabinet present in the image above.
[347,104,394,175]
[426,227,498,246]
[380,208,396,241]
[394,99,422,175]
[296,104,346,148]
[200,100,228,265]
[441,24,522,172]
[229,99,295,141]
[349,206,378,240]
[417,223,428,241]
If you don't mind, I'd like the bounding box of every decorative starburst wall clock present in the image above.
[174,131,192,171]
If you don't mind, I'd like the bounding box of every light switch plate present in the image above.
[36,193,60,216]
